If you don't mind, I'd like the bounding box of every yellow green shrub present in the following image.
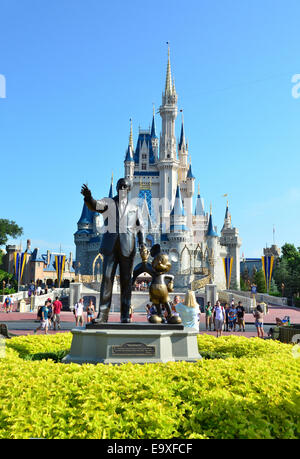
[0,334,299,439]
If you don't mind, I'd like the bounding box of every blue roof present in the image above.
[134,132,156,164]
[75,229,93,235]
[206,213,218,237]
[178,121,185,150]
[77,203,94,225]
[187,164,195,179]
[30,248,44,262]
[195,193,205,216]
[125,145,134,162]
[151,115,157,139]
[108,182,113,198]
[170,185,185,217]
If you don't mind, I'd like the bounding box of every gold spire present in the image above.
[111,171,113,185]
[152,103,155,117]
[198,183,200,195]
[129,118,134,151]
[165,42,173,95]
[210,202,212,215]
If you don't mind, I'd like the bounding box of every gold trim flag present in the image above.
[261,255,274,292]
[55,255,66,288]
[223,257,233,289]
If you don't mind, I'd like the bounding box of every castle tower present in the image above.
[157,45,179,223]
[206,205,219,282]
[151,105,159,162]
[219,201,242,289]
[178,113,189,181]
[193,184,207,243]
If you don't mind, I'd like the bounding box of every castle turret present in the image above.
[151,105,158,161]
[158,45,179,222]
[220,201,242,289]
[178,113,188,181]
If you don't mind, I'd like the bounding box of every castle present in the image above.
[74,48,242,291]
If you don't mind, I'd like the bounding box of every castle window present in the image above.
[142,154,147,159]
[142,163,147,170]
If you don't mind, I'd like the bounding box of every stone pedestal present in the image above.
[62,323,201,365]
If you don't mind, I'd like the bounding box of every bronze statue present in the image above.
[132,244,182,324]
[81,178,148,323]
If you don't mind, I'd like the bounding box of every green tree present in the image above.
[254,269,267,293]
[0,219,23,247]
[272,243,300,301]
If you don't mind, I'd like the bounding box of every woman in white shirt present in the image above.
[174,291,199,330]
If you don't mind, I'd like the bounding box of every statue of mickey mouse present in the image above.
[132,244,182,324]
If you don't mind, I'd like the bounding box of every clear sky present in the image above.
[0,0,299,258]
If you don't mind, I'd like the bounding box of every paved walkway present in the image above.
[0,305,299,337]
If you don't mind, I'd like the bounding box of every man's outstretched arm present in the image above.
[81,184,108,213]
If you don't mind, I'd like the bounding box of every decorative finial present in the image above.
[210,202,212,215]
[129,118,134,151]
[152,103,155,117]
[198,183,200,195]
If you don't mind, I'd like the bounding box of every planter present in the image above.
[279,325,300,343]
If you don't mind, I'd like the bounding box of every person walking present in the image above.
[9,295,14,312]
[34,300,50,335]
[213,301,225,337]
[74,298,84,327]
[253,304,264,338]
[174,291,199,330]
[3,295,11,313]
[205,301,213,331]
[236,301,245,332]
[47,300,53,329]
[228,303,237,332]
[224,303,230,331]
[52,296,63,330]
[86,299,95,323]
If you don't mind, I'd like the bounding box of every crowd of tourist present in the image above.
[146,295,266,338]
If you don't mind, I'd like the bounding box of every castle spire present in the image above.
[151,104,157,138]
[179,111,186,151]
[195,184,205,216]
[165,42,173,96]
[207,204,218,237]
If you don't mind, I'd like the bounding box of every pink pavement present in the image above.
[0,305,299,337]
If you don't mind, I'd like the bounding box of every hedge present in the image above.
[0,333,299,439]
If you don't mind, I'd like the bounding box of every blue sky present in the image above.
[0,0,299,258]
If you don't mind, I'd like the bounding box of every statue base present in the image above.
[62,323,201,365]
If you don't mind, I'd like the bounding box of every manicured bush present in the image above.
[0,333,299,439]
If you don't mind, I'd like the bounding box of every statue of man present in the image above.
[81,178,148,323]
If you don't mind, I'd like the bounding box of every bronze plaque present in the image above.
[111,342,156,356]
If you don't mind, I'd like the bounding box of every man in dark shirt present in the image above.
[236,301,245,332]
